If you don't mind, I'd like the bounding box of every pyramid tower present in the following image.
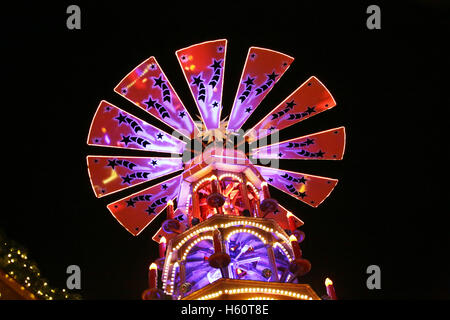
[86,39,345,300]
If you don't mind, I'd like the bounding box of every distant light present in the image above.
[160,236,166,244]
[289,234,298,242]
[325,278,333,286]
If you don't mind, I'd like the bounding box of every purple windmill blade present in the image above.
[227,47,294,132]
[255,166,338,208]
[107,174,182,236]
[86,156,184,198]
[176,39,227,130]
[245,76,336,142]
[251,127,346,160]
[114,57,198,139]
[87,100,186,154]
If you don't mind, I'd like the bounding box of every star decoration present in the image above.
[126,199,135,207]
[245,107,252,113]
[316,150,325,158]
[210,59,222,70]
[153,75,165,88]
[179,111,186,118]
[122,175,132,184]
[156,133,164,140]
[298,177,307,184]
[151,160,158,166]
[191,75,203,86]
[107,159,118,169]
[243,76,255,86]
[144,97,158,109]
[306,106,316,114]
[115,113,127,124]
[120,135,131,146]
[285,100,296,109]
[267,72,279,82]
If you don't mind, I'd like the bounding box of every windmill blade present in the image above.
[227,47,294,132]
[255,166,338,207]
[245,76,336,142]
[86,156,184,198]
[263,203,304,230]
[114,57,198,139]
[107,175,182,236]
[251,127,345,160]
[175,39,227,131]
[87,100,186,154]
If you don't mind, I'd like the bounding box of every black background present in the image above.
[2,0,448,302]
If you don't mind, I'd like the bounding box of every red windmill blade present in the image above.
[86,156,183,198]
[114,57,198,139]
[255,166,338,208]
[263,203,304,230]
[176,39,227,130]
[245,76,336,142]
[87,100,186,154]
[251,127,346,160]
[107,174,182,236]
[227,47,294,132]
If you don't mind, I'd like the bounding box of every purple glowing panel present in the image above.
[87,100,186,154]
[255,166,338,207]
[184,239,220,293]
[227,232,291,282]
[86,156,183,198]
[107,174,182,236]
[227,232,271,281]
[245,76,337,142]
[251,127,346,160]
[114,57,198,139]
[227,47,294,131]
[176,39,227,130]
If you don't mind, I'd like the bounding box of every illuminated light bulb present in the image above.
[148,263,158,289]
[325,277,337,300]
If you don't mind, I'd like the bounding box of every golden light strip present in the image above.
[273,242,293,262]
[162,251,173,290]
[193,176,213,193]
[196,287,313,300]
[181,236,213,261]
[225,228,267,245]
[219,173,243,183]
[246,182,260,198]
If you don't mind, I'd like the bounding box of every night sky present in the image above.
[2,1,448,301]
